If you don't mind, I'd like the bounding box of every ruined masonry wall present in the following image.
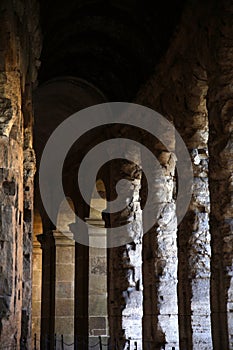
[0,0,41,348]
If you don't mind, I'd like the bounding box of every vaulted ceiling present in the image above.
[34,0,187,208]
[38,0,186,101]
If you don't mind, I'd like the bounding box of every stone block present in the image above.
[89,275,107,294]
[89,316,106,331]
[32,284,41,301]
[89,295,107,316]
[55,299,74,316]
[32,253,42,267]
[31,300,41,317]
[56,264,74,282]
[56,281,74,299]
[55,316,74,334]
[32,316,41,334]
[32,269,42,284]
[90,256,107,275]
[56,247,75,264]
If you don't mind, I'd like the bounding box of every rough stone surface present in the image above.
[53,231,75,350]
[136,2,213,349]
[0,1,233,349]
[106,144,143,349]
[0,0,41,348]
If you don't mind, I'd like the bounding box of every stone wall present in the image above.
[0,0,41,348]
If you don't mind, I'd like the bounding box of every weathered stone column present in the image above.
[0,138,23,349]
[53,231,75,350]
[177,147,212,350]
[136,4,213,347]
[0,5,27,348]
[0,0,40,347]
[206,2,233,348]
[141,132,179,350]
[21,127,37,349]
[107,149,143,349]
[172,61,212,349]
[86,217,108,348]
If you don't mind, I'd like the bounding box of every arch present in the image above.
[56,197,75,233]
[89,178,107,220]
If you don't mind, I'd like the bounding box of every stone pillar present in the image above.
[32,235,42,347]
[107,156,143,350]
[177,147,212,350]
[172,59,212,349]
[39,230,75,349]
[21,132,36,350]
[0,0,41,347]
[86,218,108,348]
[206,2,233,347]
[136,6,213,345]
[142,138,179,350]
[0,140,23,349]
[0,7,24,345]
[53,231,75,350]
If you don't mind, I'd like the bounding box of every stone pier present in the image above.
[53,231,75,350]
[31,234,42,347]
[86,218,108,348]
